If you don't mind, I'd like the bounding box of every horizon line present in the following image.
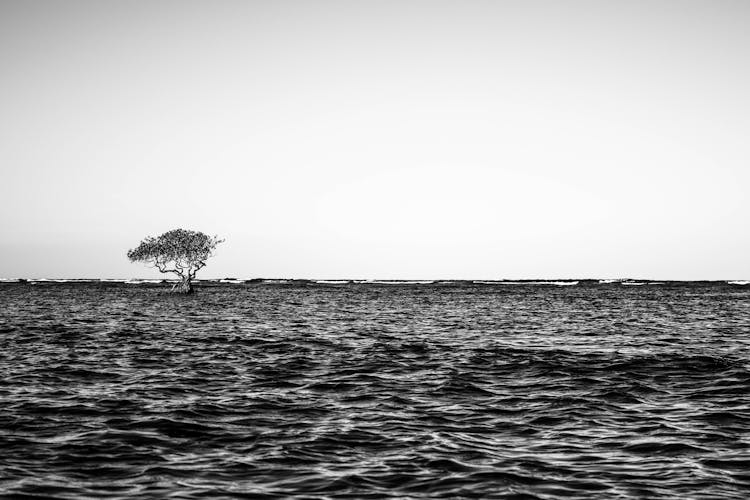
[2,277,749,283]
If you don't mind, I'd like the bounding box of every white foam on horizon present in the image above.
[473,281,579,286]
[728,280,750,285]
[369,280,436,285]
[349,280,436,284]
[315,280,350,284]
[622,282,647,286]
[21,278,108,283]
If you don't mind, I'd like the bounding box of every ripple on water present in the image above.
[0,282,749,498]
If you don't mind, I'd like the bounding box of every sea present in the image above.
[1,279,749,499]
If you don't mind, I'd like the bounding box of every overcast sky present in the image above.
[1,0,748,279]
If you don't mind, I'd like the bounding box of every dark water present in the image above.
[2,282,750,499]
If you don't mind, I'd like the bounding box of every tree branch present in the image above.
[151,259,182,277]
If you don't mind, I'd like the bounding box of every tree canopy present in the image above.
[127,229,223,292]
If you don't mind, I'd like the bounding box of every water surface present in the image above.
[1,281,749,498]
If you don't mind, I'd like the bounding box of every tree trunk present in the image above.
[171,275,194,294]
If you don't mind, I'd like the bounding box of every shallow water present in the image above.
[1,282,750,499]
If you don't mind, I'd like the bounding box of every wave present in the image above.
[29,279,99,283]
[357,280,436,285]
[315,280,351,284]
[728,280,750,285]
[1,283,749,499]
[260,279,314,284]
[473,281,579,286]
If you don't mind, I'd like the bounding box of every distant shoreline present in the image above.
[1,278,748,286]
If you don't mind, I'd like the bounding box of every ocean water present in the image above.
[1,281,750,499]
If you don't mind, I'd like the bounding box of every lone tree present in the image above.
[127,229,224,294]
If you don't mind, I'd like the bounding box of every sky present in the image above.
[1,0,749,280]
